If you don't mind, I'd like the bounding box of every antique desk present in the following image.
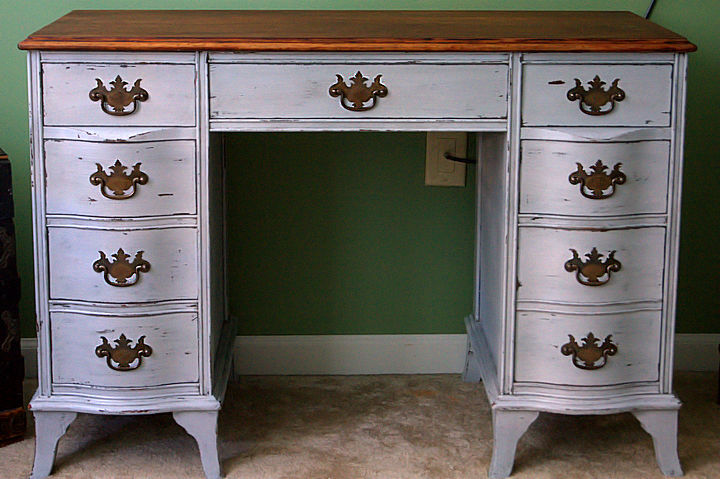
[19,10,695,479]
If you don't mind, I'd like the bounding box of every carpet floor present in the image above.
[1,372,718,479]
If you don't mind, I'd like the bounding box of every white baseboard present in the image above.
[233,334,468,375]
[21,338,37,379]
[21,333,720,378]
[673,333,720,372]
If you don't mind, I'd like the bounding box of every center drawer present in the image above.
[48,226,198,303]
[51,311,199,389]
[209,62,508,120]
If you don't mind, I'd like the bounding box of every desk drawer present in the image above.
[51,311,199,389]
[516,226,665,304]
[522,63,672,127]
[48,226,197,303]
[209,62,508,120]
[519,139,670,216]
[514,310,660,386]
[45,139,197,217]
[42,62,196,126]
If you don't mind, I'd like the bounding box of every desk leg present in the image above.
[633,409,683,477]
[30,411,77,479]
[173,410,222,479]
[488,409,539,479]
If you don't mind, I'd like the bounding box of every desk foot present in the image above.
[488,409,539,479]
[30,411,77,479]
[173,410,222,479]
[633,409,683,477]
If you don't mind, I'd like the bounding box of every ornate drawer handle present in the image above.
[564,247,621,286]
[95,334,152,371]
[561,332,617,370]
[566,75,625,116]
[93,248,150,287]
[568,160,626,200]
[328,71,388,111]
[89,75,149,116]
[89,160,148,200]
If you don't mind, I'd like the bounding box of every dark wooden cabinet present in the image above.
[0,148,25,446]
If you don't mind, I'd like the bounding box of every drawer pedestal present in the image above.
[27,52,229,479]
[463,52,688,478]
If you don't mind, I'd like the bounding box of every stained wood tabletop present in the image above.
[19,10,696,52]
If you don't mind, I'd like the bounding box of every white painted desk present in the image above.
[20,10,695,479]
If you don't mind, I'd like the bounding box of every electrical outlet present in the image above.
[425,132,467,187]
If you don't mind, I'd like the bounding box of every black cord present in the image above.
[645,0,657,19]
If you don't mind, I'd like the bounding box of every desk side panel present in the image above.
[477,132,510,383]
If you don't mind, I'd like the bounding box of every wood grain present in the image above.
[18,10,696,52]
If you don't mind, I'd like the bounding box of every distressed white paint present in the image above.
[489,410,539,479]
[514,310,661,386]
[173,410,222,479]
[477,133,510,377]
[48,226,198,303]
[522,63,673,127]
[45,139,197,217]
[466,52,688,478]
[516,226,666,304]
[28,52,223,479]
[25,48,690,479]
[634,410,683,477]
[520,139,670,216]
[209,62,508,120]
[30,411,78,479]
[42,62,196,126]
[50,311,199,389]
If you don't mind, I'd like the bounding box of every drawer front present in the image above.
[517,227,665,304]
[48,226,197,303]
[45,140,197,217]
[522,63,672,127]
[210,63,508,119]
[51,311,199,388]
[520,140,670,216]
[514,310,660,386]
[42,62,196,126]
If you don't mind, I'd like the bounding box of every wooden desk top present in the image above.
[19,10,695,52]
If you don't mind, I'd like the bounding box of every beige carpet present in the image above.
[1,373,719,479]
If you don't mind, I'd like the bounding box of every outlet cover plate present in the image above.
[425,132,467,187]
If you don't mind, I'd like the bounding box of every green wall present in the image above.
[1,1,717,337]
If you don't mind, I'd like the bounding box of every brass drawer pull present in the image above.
[93,248,150,287]
[89,75,149,116]
[329,71,388,111]
[568,160,626,200]
[564,247,621,286]
[561,332,617,370]
[95,334,153,371]
[89,160,148,200]
[566,75,625,116]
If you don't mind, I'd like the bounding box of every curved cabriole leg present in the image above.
[489,409,539,479]
[633,409,683,477]
[173,410,222,479]
[30,411,78,479]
